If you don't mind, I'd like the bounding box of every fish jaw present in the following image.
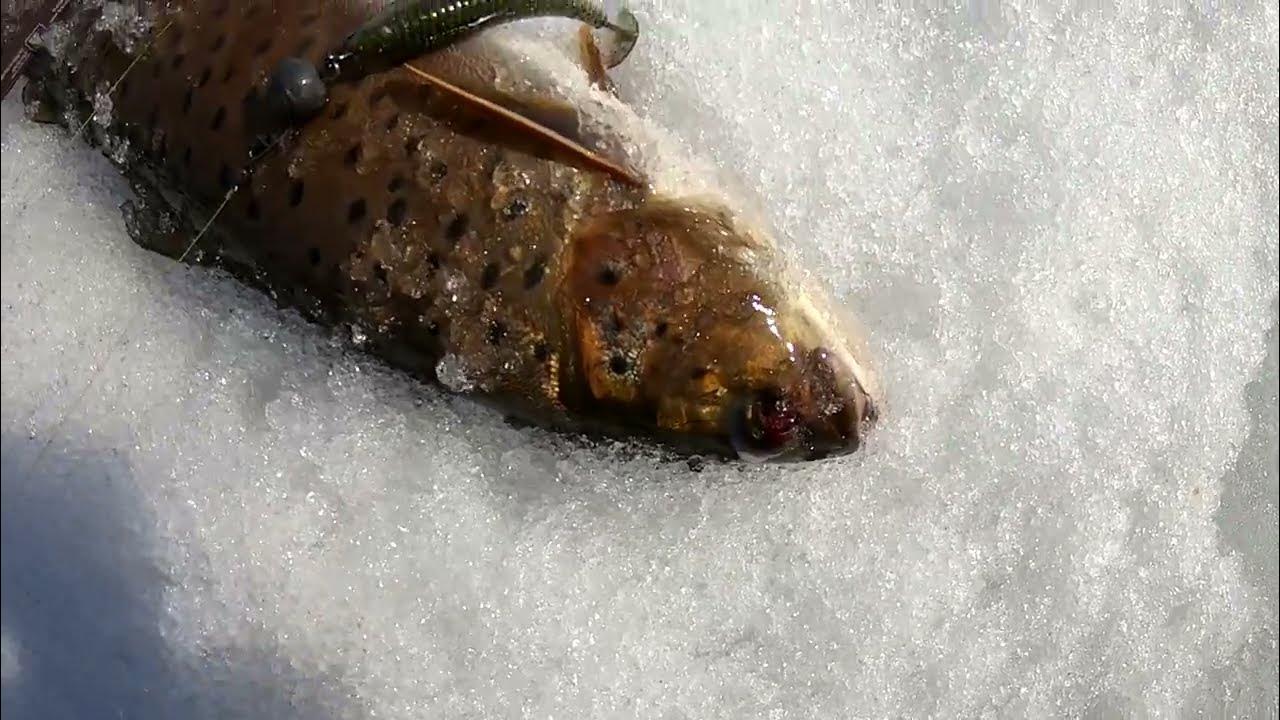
[786,298,881,461]
[785,285,883,454]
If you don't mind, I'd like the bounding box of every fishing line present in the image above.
[20,18,284,480]
[69,19,174,141]
[8,19,173,232]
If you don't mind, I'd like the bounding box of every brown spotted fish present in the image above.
[22,0,882,462]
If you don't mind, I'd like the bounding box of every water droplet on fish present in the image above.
[444,272,466,303]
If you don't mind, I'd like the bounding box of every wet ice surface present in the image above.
[3,2,1278,718]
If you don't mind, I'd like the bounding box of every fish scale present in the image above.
[25,0,881,462]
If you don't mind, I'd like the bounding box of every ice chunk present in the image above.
[434,353,476,393]
[93,1,156,56]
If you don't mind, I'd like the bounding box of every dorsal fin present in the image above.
[400,61,643,186]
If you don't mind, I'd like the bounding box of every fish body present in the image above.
[23,0,881,461]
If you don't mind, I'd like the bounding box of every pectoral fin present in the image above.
[577,24,615,94]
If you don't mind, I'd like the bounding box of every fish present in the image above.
[20,0,882,462]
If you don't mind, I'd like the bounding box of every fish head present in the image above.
[564,198,880,462]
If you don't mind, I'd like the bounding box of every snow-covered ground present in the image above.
[3,2,1277,718]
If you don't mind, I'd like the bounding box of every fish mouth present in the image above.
[722,347,878,464]
[794,348,879,462]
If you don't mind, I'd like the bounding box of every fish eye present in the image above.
[729,389,798,462]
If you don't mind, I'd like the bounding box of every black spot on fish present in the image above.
[404,136,421,156]
[222,64,236,83]
[481,262,500,290]
[210,106,226,131]
[523,257,546,289]
[254,37,272,56]
[374,264,388,284]
[533,342,549,363]
[210,34,226,52]
[308,247,321,266]
[387,198,407,226]
[487,321,507,345]
[197,66,211,87]
[369,87,387,105]
[690,366,709,380]
[598,264,621,285]
[289,180,304,206]
[330,102,347,120]
[347,198,367,224]
[609,354,629,375]
[654,321,669,337]
[344,143,361,167]
[502,198,529,220]
[427,252,441,270]
[171,53,185,70]
[385,112,400,131]
[182,88,193,114]
[445,213,468,243]
[387,176,405,193]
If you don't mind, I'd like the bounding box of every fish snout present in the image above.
[797,347,878,461]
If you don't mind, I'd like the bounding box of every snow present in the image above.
[3,2,1277,718]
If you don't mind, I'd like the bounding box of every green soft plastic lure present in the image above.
[331,0,639,78]
[263,0,639,130]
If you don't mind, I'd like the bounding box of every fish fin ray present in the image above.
[400,61,642,187]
